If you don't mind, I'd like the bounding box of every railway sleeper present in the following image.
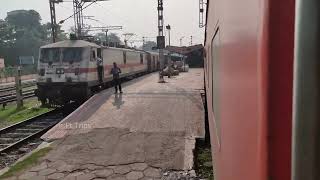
[15,128,43,134]
[25,124,48,129]
[0,132,34,139]
[0,144,11,149]
[30,122,56,127]
[0,138,20,144]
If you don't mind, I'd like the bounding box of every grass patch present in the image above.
[195,143,214,180]
[0,147,52,179]
[0,99,53,129]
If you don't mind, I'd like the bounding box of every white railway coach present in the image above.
[35,40,158,105]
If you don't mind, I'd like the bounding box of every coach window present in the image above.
[123,51,127,64]
[140,54,143,64]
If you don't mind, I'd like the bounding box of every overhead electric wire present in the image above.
[58,0,97,24]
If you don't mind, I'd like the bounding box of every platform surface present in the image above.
[9,69,205,180]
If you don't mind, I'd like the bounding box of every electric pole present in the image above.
[180,36,184,46]
[49,0,63,43]
[190,36,193,46]
[199,0,206,28]
[142,37,145,47]
[123,33,135,48]
[50,0,109,41]
[157,0,166,83]
[87,26,123,46]
[166,24,171,46]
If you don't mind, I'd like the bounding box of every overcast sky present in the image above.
[0,0,204,47]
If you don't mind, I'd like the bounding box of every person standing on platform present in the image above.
[111,62,122,94]
[96,56,103,83]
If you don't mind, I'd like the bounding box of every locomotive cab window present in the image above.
[91,50,96,61]
[40,48,60,63]
[62,48,83,62]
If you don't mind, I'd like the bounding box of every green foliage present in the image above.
[141,41,157,51]
[94,32,122,46]
[0,9,67,67]
[0,147,52,179]
[0,99,53,129]
[43,22,67,42]
[196,145,214,180]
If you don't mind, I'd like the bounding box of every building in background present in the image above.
[165,45,204,68]
[18,56,35,66]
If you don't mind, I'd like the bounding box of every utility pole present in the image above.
[123,33,135,48]
[190,36,193,46]
[166,24,171,46]
[142,37,145,47]
[49,0,62,43]
[85,26,122,46]
[49,0,109,41]
[180,36,184,46]
[15,67,23,109]
[157,0,166,83]
[72,0,83,38]
[199,0,206,28]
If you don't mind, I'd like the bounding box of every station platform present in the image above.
[10,69,205,180]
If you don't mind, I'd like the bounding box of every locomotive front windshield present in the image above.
[62,48,83,62]
[40,48,60,63]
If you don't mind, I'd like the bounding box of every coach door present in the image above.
[97,48,104,82]
[145,54,151,72]
[292,0,320,180]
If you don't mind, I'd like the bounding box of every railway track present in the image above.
[0,109,64,154]
[0,81,37,105]
[0,89,36,105]
[0,81,36,94]
[0,103,78,169]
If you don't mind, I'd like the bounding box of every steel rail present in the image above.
[0,109,63,154]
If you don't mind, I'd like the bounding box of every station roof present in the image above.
[41,40,100,48]
[165,44,204,55]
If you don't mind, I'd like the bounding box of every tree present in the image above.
[6,10,42,30]
[43,22,67,42]
[94,32,122,46]
[94,32,106,42]
[0,10,64,66]
[0,19,15,47]
[2,10,47,65]
[141,41,157,51]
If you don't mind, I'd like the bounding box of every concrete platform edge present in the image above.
[0,142,52,176]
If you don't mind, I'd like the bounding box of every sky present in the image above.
[0,0,205,47]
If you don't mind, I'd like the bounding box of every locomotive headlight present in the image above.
[56,68,65,74]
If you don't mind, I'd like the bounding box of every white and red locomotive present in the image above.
[35,40,159,105]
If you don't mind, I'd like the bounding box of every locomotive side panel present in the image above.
[102,48,123,80]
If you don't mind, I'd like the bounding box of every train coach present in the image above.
[35,40,159,105]
[204,0,295,180]
[204,0,320,179]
